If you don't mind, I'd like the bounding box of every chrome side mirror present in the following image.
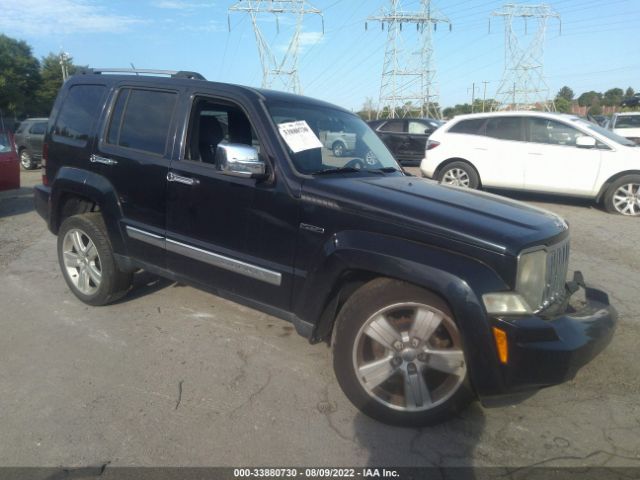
[217,143,266,178]
[576,135,596,148]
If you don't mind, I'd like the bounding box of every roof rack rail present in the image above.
[81,68,206,80]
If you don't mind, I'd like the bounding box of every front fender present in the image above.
[295,230,511,397]
[50,167,127,255]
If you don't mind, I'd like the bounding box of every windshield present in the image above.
[0,133,12,153]
[573,119,637,147]
[613,115,640,129]
[267,102,400,174]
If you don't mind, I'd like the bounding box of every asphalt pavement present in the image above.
[0,169,638,469]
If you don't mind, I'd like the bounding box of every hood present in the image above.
[305,174,568,256]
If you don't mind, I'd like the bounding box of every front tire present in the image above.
[332,141,346,157]
[57,213,132,305]
[332,278,473,426]
[437,161,480,189]
[603,175,640,216]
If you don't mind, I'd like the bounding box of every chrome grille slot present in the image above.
[542,238,570,308]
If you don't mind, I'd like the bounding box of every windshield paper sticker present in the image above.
[277,121,323,153]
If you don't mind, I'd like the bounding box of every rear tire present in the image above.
[437,161,480,189]
[57,213,132,305]
[20,150,35,170]
[332,278,473,426]
[603,175,640,216]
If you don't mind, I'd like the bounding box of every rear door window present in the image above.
[106,88,177,156]
[448,118,486,135]
[408,121,429,134]
[485,117,524,141]
[53,84,107,147]
[379,120,406,133]
[29,122,47,135]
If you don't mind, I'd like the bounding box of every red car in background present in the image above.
[0,131,20,191]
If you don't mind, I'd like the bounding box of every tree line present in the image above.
[359,86,638,120]
[0,34,79,124]
[554,85,636,115]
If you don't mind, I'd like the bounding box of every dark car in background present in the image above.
[14,117,48,170]
[621,93,640,108]
[368,117,443,165]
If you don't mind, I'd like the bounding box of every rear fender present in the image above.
[50,167,127,254]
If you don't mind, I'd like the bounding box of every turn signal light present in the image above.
[492,327,509,364]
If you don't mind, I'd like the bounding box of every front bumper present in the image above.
[481,275,616,405]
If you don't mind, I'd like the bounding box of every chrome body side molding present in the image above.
[124,225,281,286]
[125,225,165,249]
[166,239,282,287]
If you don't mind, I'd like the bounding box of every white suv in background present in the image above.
[420,111,640,216]
[608,112,640,145]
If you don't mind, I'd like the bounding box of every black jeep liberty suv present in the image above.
[34,69,616,426]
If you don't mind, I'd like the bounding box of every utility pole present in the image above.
[367,0,450,119]
[59,51,71,82]
[228,0,323,94]
[468,82,476,113]
[482,80,489,112]
[490,3,560,111]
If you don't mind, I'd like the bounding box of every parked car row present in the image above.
[419,111,640,216]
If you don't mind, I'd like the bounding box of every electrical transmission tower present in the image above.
[367,0,450,119]
[490,3,560,111]
[228,1,323,94]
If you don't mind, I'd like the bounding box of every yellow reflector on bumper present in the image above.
[492,327,509,364]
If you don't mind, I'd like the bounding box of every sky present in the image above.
[0,0,638,112]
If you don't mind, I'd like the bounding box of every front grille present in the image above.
[541,238,570,309]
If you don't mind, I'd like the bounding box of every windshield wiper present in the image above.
[369,167,401,173]
[311,167,362,175]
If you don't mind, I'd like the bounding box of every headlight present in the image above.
[516,249,547,311]
[482,248,547,315]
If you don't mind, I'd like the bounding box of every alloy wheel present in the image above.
[352,302,466,412]
[61,228,102,295]
[442,168,470,187]
[20,151,32,169]
[612,183,640,216]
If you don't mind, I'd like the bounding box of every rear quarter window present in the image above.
[53,84,107,147]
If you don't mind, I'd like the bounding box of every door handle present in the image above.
[167,172,199,186]
[528,152,543,156]
[89,154,118,165]
[474,147,487,151]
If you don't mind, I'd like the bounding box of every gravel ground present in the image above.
[0,169,639,470]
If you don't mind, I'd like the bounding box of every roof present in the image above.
[450,111,580,122]
[70,71,352,115]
